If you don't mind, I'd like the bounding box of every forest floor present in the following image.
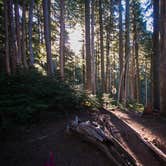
[109,108,166,154]
[0,108,166,166]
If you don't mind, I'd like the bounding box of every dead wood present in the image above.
[68,117,137,166]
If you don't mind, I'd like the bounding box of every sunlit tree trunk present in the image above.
[145,59,148,105]
[130,45,135,101]
[118,0,124,102]
[4,0,11,75]
[43,0,54,75]
[82,42,85,89]
[160,0,166,115]
[85,0,91,91]
[29,0,35,66]
[106,30,111,93]
[22,0,28,69]
[124,0,130,105]
[59,0,65,80]
[15,0,22,65]
[133,8,140,103]
[135,39,140,103]
[96,31,100,92]
[91,0,96,94]
[99,0,105,93]
[152,0,160,110]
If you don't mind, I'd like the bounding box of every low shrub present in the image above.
[0,69,87,127]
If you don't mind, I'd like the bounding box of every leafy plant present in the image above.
[0,69,88,128]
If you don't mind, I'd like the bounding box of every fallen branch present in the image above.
[68,117,137,166]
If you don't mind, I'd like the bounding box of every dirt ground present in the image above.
[110,108,166,154]
[0,111,111,166]
[0,109,165,166]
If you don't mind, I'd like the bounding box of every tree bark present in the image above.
[130,45,135,101]
[99,0,105,93]
[152,0,160,110]
[43,0,54,75]
[22,0,28,69]
[82,42,86,89]
[59,0,65,80]
[124,0,130,105]
[4,0,11,74]
[91,0,96,94]
[135,41,140,103]
[133,9,140,103]
[159,0,166,115]
[118,0,124,102]
[9,0,17,72]
[85,0,91,91]
[29,0,35,66]
[15,0,22,65]
[106,31,111,93]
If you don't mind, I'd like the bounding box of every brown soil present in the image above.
[0,109,165,166]
[0,111,111,166]
[94,109,165,166]
[110,108,166,154]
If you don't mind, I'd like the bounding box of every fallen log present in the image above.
[107,110,166,165]
[68,117,137,166]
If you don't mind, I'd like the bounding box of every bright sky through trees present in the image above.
[68,24,82,54]
[68,0,153,55]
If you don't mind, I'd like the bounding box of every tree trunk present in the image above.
[118,0,124,102]
[130,44,135,101]
[133,9,140,103]
[124,0,130,105]
[59,0,65,80]
[152,0,160,110]
[99,0,105,93]
[15,0,22,65]
[82,41,86,89]
[91,0,96,94]
[106,31,111,93]
[43,0,54,75]
[145,59,148,105]
[159,0,166,115]
[135,41,140,103]
[22,0,28,69]
[9,0,17,72]
[29,0,35,66]
[85,0,91,91]
[37,4,41,44]
[4,0,11,75]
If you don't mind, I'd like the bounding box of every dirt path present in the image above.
[0,110,165,166]
[110,109,166,154]
[94,109,164,166]
[0,112,110,166]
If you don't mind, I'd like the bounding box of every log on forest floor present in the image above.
[67,117,137,166]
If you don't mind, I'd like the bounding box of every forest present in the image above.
[0,0,166,166]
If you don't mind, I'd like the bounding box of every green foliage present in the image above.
[127,101,144,112]
[0,69,87,127]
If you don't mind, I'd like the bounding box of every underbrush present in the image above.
[0,69,90,128]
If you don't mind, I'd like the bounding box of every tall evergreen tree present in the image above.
[59,0,65,80]
[99,0,105,93]
[152,0,160,110]
[4,0,11,74]
[43,0,54,75]
[85,0,91,91]
[29,0,35,66]
[160,0,166,115]
[118,0,124,102]
[124,0,130,104]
